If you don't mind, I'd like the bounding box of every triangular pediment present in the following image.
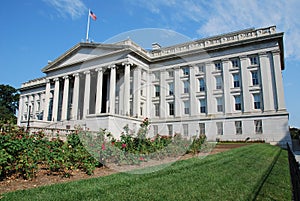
[42,42,129,73]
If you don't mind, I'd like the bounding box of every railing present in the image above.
[287,143,300,201]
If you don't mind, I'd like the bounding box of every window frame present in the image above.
[233,73,240,88]
[216,122,223,135]
[235,121,242,135]
[199,99,206,114]
[199,78,205,92]
[253,94,261,109]
[184,101,190,115]
[169,102,175,116]
[215,76,223,90]
[183,80,189,93]
[155,85,160,97]
[216,97,223,112]
[251,71,259,86]
[182,67,190,76]
[234,95,242,111]
[199,123,205,135]
[254,120,263,134]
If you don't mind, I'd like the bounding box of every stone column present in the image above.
[205,62,215,114]
[43,79,51,121]
[240,56,251,113]
[52,77,60,121]
[222,59,232,114]
[72,73,80,120]
[61,75,69,120]
[174,67,181,117]
[133,67,141,117]
[123,64,131,115]
[160,70,167,118]
[17,96,24,125]
[259,52,275,112]
[109,65,116,114]
[189,66,197,116]
[95,68,103,114]
[272,50,286,111]
[30,95,35,119]
[83,71,91,118]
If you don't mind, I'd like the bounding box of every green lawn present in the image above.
[1,144,291,201]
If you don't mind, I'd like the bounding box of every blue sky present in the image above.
[0,0,299,127]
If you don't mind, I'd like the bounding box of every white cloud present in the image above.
[43,0,87,19]
[127,0,300,60]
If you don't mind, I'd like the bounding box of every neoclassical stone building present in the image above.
[18,26,291,145]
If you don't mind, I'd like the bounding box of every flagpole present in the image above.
[86,9,90,42]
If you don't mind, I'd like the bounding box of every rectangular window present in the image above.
[234,95,242,111]
[183,124,189,136]
[199,123,205,135]
[217,97,223,112]
[253,94,261,109]
[231,58,240,68]
[215,62,222,71]
[155,85,160,97]
[153,125,158,135]
[250,56,258,65]
[216,76,223,90]
[254,120,263,134]
[199,78,205,92]
[167,124,173,136]
[154,103,160,116]
[182,67,190,76]
[216,122,223,135]
[168,82,174,95]
[233,73,240,88]
[235,121,242,134]
[169,102,175,115]
[198,65,205,73]
[184,101,190,115]
[251,71,259,85]
[140,83,144,96]
[199,99,206,113]
[168,70,174,78]
[183,80,189,93]
[154,71,160,80]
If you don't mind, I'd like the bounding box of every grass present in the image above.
[1,144,292,201]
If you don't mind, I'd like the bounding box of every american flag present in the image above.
[89,10,97,20]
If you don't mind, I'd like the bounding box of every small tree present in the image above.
[0,84,20,123]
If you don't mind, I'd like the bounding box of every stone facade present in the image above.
[18,26,291,146]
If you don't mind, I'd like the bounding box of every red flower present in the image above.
[111,141,115,146]
[101,144,106,150]
[140,157,144,161]
[122,143,127,148]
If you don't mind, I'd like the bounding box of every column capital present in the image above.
[122,62,134,67]
[258,52,268,57]
[108,64,116,70]
[84,70,90,75]
[73,72,80,77]
[174,66,180,70]
[95,67,103,72]
[271,50,280,56]
[204,61,213,65]
[46,78,51,83]
[53,77,60,82]
[221,58,230,63]
[63,75,69,79]
[239,55,248,60]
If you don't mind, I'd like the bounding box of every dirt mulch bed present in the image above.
[0,143,249,194]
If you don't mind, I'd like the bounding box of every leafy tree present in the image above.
[0,84,20,123]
